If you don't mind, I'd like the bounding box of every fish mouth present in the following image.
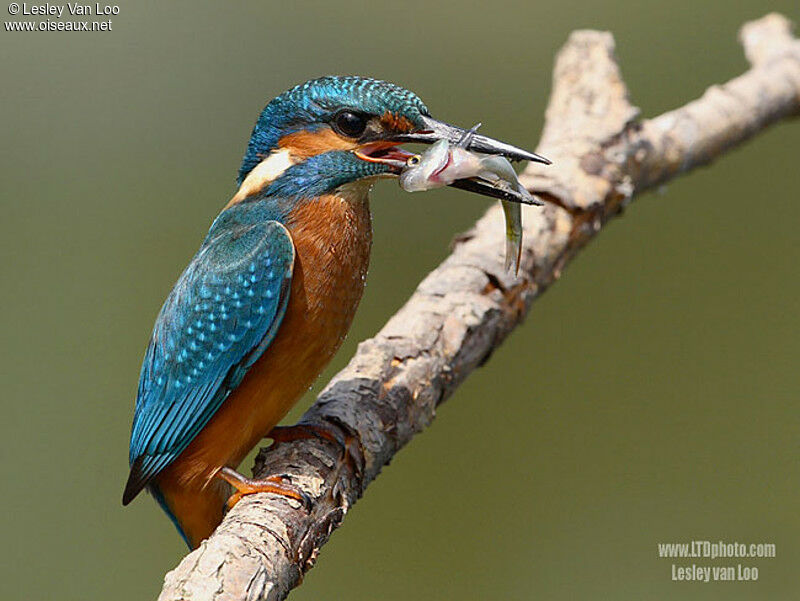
[354,142,415,172]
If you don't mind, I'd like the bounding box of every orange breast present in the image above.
[159,185,373,491]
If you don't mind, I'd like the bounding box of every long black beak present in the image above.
[449,178,544,206]
[391,115,551,165]
[386,115,549,205]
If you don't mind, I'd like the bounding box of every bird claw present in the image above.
[217,466,312,511]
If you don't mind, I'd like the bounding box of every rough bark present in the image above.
[159,13,800,601]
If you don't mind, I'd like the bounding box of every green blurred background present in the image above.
[1,1,798,599]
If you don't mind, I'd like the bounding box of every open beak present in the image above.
[354,115,549,205]
[353,141,415,171]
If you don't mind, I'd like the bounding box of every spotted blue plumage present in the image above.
[124,218,294,502]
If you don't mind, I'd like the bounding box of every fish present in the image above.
[399,125,542,274]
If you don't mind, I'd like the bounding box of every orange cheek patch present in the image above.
[278,127,358,161]
[379,110,415,133]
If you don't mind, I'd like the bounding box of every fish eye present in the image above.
[407,155,421,166]
[333,110,368,138]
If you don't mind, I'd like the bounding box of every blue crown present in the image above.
[238,76,430,184]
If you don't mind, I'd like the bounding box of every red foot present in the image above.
[217,467,311,510]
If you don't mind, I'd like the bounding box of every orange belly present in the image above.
[155,187,373,547]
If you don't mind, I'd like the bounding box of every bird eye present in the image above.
[333,110,368,138]
[407,155,421,166]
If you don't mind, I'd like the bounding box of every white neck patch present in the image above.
[228,149,294,206]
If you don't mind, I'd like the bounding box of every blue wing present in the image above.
[123,220,294,504]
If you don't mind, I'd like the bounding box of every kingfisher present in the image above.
[123,76,549,549]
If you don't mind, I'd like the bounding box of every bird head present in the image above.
[232,76,549,205]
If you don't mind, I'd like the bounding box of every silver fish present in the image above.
[399,127,539,274]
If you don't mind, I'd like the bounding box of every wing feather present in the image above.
[123,220,294,504]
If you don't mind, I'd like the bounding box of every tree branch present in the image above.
[158,14,799,601]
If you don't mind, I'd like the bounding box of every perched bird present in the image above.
[123,76,549,548]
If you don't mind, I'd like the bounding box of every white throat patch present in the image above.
[228,149,295,206]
